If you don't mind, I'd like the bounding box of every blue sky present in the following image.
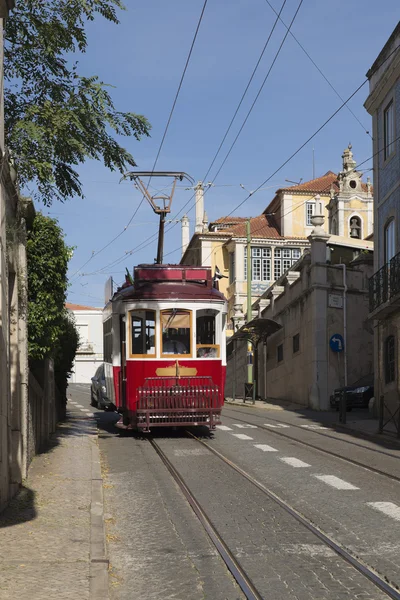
[45,0,399,306]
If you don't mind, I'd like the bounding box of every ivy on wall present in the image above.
[27,213,78,395]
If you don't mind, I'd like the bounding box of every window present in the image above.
[384,101,395,160]
[385,219,395,264]
[196,310,219,358]
[306,202,315,226]
[277,343,283,363]
[161,309,191,356]
[244,247,271,282]
[103,318,112,363]
[293,334,300,354]
[385,335,395,383]
[274,248,301,279]
[130,310,156,356]
[77,323,89,344]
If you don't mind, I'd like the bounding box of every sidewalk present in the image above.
[225,397,400,447]
[0,408,108,600]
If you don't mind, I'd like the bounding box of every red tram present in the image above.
[103,264,227,432]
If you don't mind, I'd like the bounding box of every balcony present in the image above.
[369,252,400,318]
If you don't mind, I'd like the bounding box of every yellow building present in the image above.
[181,146,373,334]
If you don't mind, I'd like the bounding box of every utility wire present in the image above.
[208,0,305,185]
[75,38,399,280]
[163,135,391,264]
[69,0,208,282]
[263,0,371,138]
[155,0,304,241]
[75,0,292,279]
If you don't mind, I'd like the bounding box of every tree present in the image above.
[4,1,151,206]
[27,212,76,360]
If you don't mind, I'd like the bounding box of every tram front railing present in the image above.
[137,376,221,429]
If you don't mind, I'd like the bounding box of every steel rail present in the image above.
[223,408,400,484]
[149,438,262,600]
[187,432,400,600]
[225,406,400,459]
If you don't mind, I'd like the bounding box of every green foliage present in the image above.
[27,213,77,365]
[5,0,151,205]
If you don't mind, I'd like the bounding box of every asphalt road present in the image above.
[68,384,400,600]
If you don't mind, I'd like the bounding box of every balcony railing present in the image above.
[369,251,400,313]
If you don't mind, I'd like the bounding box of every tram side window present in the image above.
[103,318,112,364]
[130,310,156,357]
[161,309,191,356]
[196,311,219,358]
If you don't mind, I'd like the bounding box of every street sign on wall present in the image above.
[328,293,343,309]
[329,334,344,352]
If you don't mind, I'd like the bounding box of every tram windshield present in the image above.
[161,309,191,356]
[196,310,219,358]
[130,310,156,356]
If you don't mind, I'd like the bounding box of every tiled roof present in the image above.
[66,302,101,311]
[275,171,371,195]
[228,214,282,239]
[211,216,248,224]
[279,171,339,194]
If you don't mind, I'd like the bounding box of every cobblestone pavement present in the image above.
[98,417,243,600]
[69,386,400,599]
[212,409,400,590]
[0,401,99,600]
[155,435,391,600]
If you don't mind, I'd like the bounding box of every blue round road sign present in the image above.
[329,334,344,352]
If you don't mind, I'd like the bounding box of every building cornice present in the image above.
[364,52,400,114]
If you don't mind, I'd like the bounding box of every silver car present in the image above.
[90,364,111,410]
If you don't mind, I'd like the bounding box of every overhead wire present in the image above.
[69,0,209,282]
[163,136,393,264]
[73,31,399,285]
[73,0,294,280]
[141,0,304,253]
[262,0,371,138]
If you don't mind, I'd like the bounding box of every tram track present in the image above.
[149,432,400,599]
[222,408,400,484]
[149,437,262,600]
[182,431,400,600]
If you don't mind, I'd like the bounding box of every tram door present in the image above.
[120,315,127,409]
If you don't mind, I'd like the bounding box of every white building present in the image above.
[66,303,103,383]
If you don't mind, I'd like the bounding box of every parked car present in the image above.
[91,364,112,410]
[330,374,374,411]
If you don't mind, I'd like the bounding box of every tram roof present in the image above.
[112,264,226,303]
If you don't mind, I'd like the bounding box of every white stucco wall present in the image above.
[67,307,104,384]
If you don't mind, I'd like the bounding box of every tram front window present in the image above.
[161,309,191,356]
[130,310,156,356]
[196,311,219,358]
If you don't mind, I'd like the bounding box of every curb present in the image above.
[90,425,109,600]
[225,400,400,447]
[332,422,400,448]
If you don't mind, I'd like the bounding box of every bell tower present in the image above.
[327,145,373,239]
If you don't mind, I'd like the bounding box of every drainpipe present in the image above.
[339,264,348,387]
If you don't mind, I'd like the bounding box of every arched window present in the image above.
[385,335,395,383]
[349,215,362,239]
[384,219,395,264]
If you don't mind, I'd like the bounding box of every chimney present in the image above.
[195,181,204,233]
[181,214,190,258]
[202,210,208,232]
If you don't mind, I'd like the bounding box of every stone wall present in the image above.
[226,237,374,410]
